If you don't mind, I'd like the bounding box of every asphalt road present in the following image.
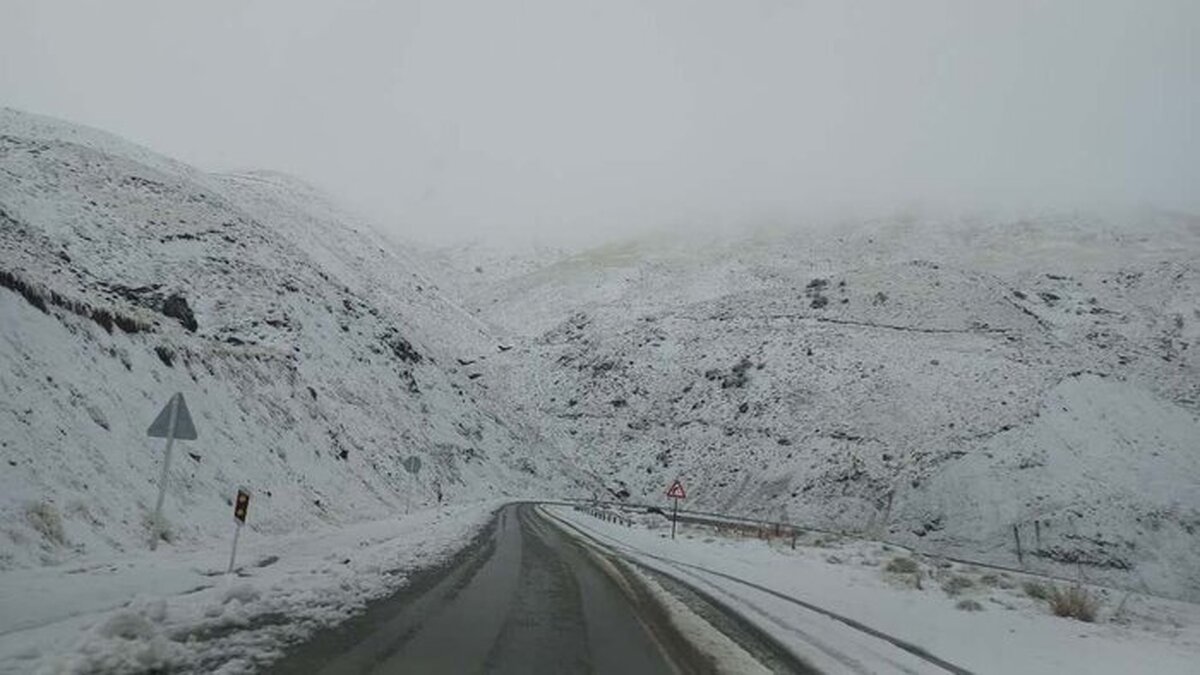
[268,503,806,674]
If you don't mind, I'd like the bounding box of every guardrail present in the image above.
[561,498,837,549]
[553,497,1154,599]
[573,503,635,527]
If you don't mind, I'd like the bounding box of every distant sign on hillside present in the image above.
[147,392,197,440]
[666,479,686,500]
[666,479,686,539]
[233,488,251,523]
[147,392,198,551]
[403,456,422,475]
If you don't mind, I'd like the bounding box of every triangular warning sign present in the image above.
[147,393,198,440]
[666,479,686,500]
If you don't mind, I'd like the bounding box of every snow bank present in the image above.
[0,503,499,674]
[549,506,1200,674]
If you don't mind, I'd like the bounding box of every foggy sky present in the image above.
[1,1,1196,244]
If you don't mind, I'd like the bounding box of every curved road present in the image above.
[268,503,806,674]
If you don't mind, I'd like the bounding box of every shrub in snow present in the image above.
[720,357,754,389]
[882,556,924,588]
[942,575,974,596]
[979,572,1012,589]
[884,556,918,574]
[0,268,49,312]
[25,500,66,545]
[956,599,984,612]
[1047,584,1100,622]
[154,345,175,367]
[1023,581,1049,600]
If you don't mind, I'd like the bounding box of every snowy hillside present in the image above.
[449,215,1200,601]
[3,104,1198,608]
[0,108,588,570]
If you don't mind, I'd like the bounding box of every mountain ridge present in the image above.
[3,107,1198,603]
[0,107,585,570]
[450,211,1200,600]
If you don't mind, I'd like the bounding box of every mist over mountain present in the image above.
[3,3,1200,672]
[3,108,1197,603]
[3,0,1196,245]
[0,108,588,569]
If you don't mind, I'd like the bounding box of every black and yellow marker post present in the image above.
[228,487,251,574]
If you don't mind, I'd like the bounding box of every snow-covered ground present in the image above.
[4,104,1199,670]
[0,107,588,572]
[0,106,596,671]
[448,216,1200,601]
[0,501,500,674]
[548,505,1200,674]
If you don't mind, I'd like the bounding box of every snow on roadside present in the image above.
[473,219,1200,602]
[0,501,501,674]
[548,506,1200,674]
[627,565,772,675]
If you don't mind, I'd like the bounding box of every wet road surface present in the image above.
[269,504,695,674]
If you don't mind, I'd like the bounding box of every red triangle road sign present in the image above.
[666,479,686,499]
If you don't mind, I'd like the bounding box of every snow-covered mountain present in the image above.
[4,106,1198,606]
[448,215,1200,601]
[0,108,588,570]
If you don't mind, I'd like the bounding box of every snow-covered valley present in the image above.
[441,214,1200,602]
[2,107,1200,672]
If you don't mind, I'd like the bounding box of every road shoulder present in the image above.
[0,502,502,675]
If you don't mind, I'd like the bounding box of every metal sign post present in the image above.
[147,393,198,550]
[228,488,251,574]
[402,456,422,514]
[666,479,686,540]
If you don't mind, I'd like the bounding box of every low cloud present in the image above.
[2,0,1196,244]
